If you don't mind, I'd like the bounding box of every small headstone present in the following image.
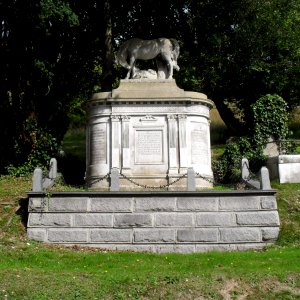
[187,168,196,191]
[241,158,250,180]
[49,158,57,179]
[260,167,271,190]
[110,168,120,191]
[33,168,43,192]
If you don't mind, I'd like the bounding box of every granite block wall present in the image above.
[27,190,279,253]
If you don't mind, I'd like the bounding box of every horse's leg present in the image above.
[125,56,136,79]
[166,57,173,79]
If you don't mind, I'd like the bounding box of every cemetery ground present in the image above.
[0,108,299,299]
[0,176,300,299]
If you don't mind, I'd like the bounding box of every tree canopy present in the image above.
[0,0,299,172]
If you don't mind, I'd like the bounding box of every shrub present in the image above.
[214,94,291,183]
[7,117,61,176]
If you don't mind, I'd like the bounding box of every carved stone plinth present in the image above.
[86,80,214,190]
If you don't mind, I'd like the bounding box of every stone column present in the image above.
[178,114,188,173]
[167,114,178,174]
[121,115,131,171]
[111,115,121,169]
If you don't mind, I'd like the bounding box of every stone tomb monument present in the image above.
[86,79,214,190]
[86,38,214,190]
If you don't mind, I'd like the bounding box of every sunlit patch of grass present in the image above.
[210,108,229,145]
[0,245,299,299]
[272,181,300,246]
[289,107,300,139]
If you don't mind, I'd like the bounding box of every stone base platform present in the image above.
[27,190,280,253]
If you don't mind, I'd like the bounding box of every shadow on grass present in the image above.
[57,154,86,187]
[16,197,29,228]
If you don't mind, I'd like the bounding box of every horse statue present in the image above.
[115,38,180,80]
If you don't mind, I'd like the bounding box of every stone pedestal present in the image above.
[86,80,214,190]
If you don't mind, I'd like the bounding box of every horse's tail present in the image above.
[115,41,131,70]
[169,38,180,61]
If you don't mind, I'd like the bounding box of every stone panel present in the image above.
[91,198,132,212]
[154,245,195,253]
[48,229,88,242]
[115,245,154,252]
[195,244,237,252]
[114,214,153,227]
[135,197,176,211]
[195,213,236,226]
[219,197,259,211]
[177,197,218,211]
[236,243,268,251]
[261,227,280,241]
[49,197,88,212]
[29,198,46,212]
[236,212,280,226]
[28,213,71,227]
[74,214,113,227]
[177,229,218,242]
[261,196,277,209]
[219,228,261,242]
[27,228,47,242]
[155,213,194,227]
[90,229,131,242]
[134,229,176,243]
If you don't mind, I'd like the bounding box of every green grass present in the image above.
[62,128,86,161]
[210,108,229,145]
[289,107,300,139]
[0,244,299,299]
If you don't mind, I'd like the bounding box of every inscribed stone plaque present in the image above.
[135,130,163,164]
[90,123,107,164]
[191,124,208,164]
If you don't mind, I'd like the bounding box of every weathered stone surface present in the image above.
[110,168,120,191]
[115,245,154,252]
[195,244,237,252]
[29,198,46,212]
[236,243,268,251]
[48,229,88,242]
[32,168,43,192]
[219,197,259,211]
[135,197,176,211]
[49,197,88,212]
[279,155,300,183]
[177,229,218,242]
[90,198,132,212]
[27,191,279,252]
[236,212,280,226]
[261,196,277,209]
[27,228,46,242]
[195,213,236,226]
[219,228,261,242]
[260,167,271,190]
[154,245,195,253]
[90,229,131,242]
[261,227,280,241]
[187,168,196,191]
[155,213,194,227]
[114,214,152,227]
[28,213,71,227]
[134,229,176,243]
[74,214,113,227]
[177,197,218,211]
